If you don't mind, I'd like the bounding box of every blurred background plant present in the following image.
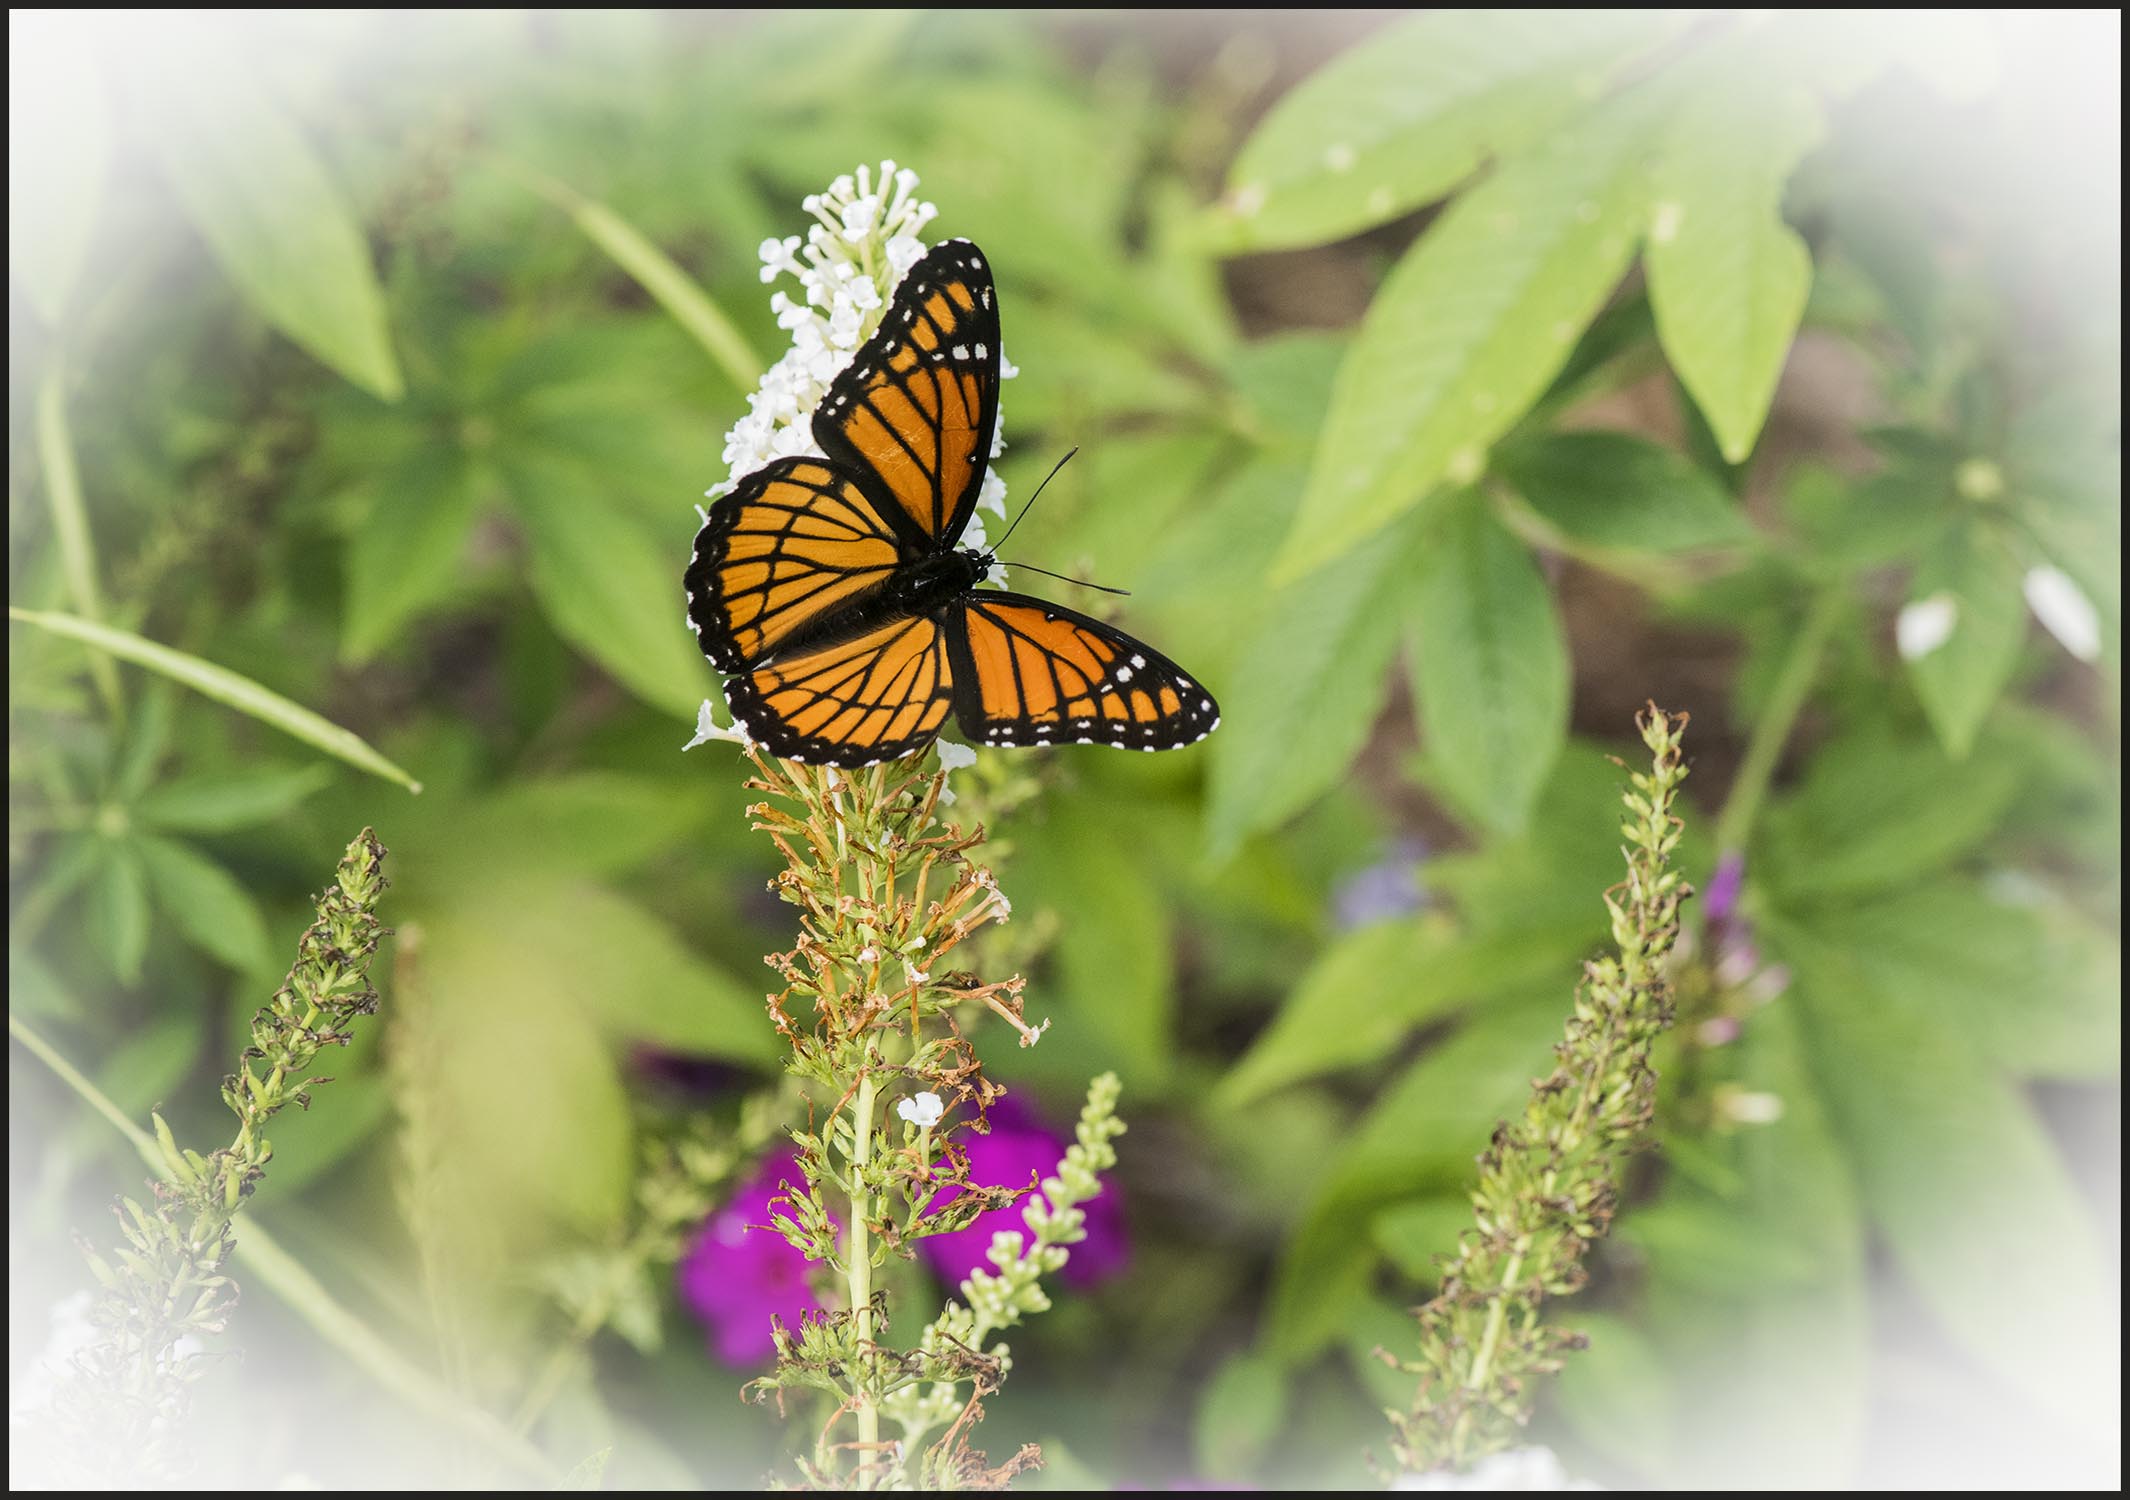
[7,9,2119,1490]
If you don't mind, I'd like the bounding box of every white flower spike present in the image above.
[683,697,754,752]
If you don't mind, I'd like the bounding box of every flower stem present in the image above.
[1712,585,1843,859]
[849,1068,881,1481]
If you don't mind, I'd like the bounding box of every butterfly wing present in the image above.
[685,457,908,673]
[814,239,1001,552]
[947,592,1220,751]
[724,614,956,766]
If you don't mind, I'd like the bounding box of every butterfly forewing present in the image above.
[815,240,1001,551]
[725,615,956,765]
[685,457,907,673]
[947,593,1220,751]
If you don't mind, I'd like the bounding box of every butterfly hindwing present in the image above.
[947,592,1220,751]
[724,614,956,765]
[685,457,908,674]
[815,239,1001,553]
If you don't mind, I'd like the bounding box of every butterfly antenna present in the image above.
[1000,561,1131,597]
[990,446,1078,555]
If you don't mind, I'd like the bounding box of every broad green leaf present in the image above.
[1406,491,1569,835]
[1204,521,1414,857]
[1217,915,1587,1106]
[60,1008,206,1159]
[135,764,333,833]
[1192,1350,1288,1481]
[8,16,111,322]
[1780,881,2119,1082]
[7,609,423,792]
[1275,84,1668,580]
[1265,987,1565,1359]
[1779,921,2116,1432]
[1646,76,1822,463]
[508,458,714,721]
[1212,11,1669,252]
[1781,464,1950,573]
[421,774,712,887]
[137,836,273,976]
[86,840,150,985]
[1902,523,2028,758]
[343,453,488,662]
[1493,431,1754,552]
[144,67,402,398]
[1011,797,1176,1091]
[515,881,777,1066]
[1758,721,2023,897]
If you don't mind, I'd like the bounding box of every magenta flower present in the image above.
[677,1150,824,1366]
[1704,851,1746,926]
[917,1095,1129,1290]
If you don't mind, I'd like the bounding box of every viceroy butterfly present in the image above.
[684,239,1219,767]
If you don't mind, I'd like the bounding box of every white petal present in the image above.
[2024,565,2103,662]
[1896,594,1959,660]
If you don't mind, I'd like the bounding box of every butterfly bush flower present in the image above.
[678,1150,825,1366]
[715,161,1015,570]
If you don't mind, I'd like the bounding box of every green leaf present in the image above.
[1779,920,2116,1432]
[136,835,274,975]
[1779,881,2119,1082]
[1645,76,1822,463]
[1265,987,1565,1359]
[60,1008,206,1159]
[1193,1349,1289,1481]
[1212,11,1669,251]
[507,457,714,721]
[1902,523,2028,758]
[511,881,778,1067]
[7,609,423,793]
[424,774,712,886]
[1010,798,1175,1091]
[8,17,112,322]
[1494,431,1754,552]
[343,453,489,662]
[86,840,150,985]
[1274,84,1668,580]
[143,67,402,398]
[504,162,760,393]
[1551,1312,1680,1477]
[1204,524,1413,857]
[1406,491,1569,835]
[1759,722,2023,897]
[1217,915,1587,1107]
[134,764,333,833]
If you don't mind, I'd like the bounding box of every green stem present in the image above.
[482,151,763,392]
[1712,585,1844,859]
[7,1011,556,1483]
[849,1069,880,1484]
[34,354,124,722]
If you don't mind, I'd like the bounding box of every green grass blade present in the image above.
[7,609,421,793]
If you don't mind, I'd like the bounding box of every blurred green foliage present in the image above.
[8,9,2120,1490]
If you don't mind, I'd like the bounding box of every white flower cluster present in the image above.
[714,160,1015,563]
[1392,1448,1601,1491]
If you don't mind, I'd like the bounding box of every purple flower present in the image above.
[1332,838,1431,930]
[1704,851,1746,927]
[918,1096,1128,1290]
[677,1150,824,1366]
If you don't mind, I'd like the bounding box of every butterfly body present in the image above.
[685,240,1218,766]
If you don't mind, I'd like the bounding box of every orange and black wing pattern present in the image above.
[723,615,955,766]
[947,592,1220,752]
[815,239,1001,551]
[684,457,907,674]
